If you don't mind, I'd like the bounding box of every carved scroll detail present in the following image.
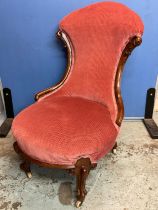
[115,36,142,126]
[35,30,73,101]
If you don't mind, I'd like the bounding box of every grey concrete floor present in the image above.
[0,120,158,210]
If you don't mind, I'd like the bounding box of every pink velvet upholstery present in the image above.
[12,2,144,166]
[47,2,144,122]
[12,96,118,165]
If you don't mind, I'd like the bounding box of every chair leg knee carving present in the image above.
[75,158,91,208]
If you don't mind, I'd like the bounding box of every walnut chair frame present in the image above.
[13,29,142,207]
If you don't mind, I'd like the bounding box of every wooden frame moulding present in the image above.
[35,30,73,101]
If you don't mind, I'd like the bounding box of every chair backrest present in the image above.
[54,2,144,123]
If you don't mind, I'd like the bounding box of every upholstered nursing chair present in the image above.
[12,2,144,207]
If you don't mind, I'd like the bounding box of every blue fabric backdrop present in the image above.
[0,0,158,117]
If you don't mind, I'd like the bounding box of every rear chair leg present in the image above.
[13,142,32,178]
[112,142,117,154]
[75,158,91,208]
[20,161,32,179]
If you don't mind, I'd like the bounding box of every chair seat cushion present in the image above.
[12,96,118,166]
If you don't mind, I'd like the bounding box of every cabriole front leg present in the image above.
[75,158,91,208]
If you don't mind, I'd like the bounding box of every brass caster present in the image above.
[27,172,32,179]
[112,148,117,154]
[75,201,82,208]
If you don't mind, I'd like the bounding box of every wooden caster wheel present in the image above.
[27,172,32,179]
[76,200,82,208]
[112,142,117,154]
[20,161,32,179]
[112,148,117,154]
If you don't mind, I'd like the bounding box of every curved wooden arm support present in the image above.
[115,36,142,126]
[35,30,73,101]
